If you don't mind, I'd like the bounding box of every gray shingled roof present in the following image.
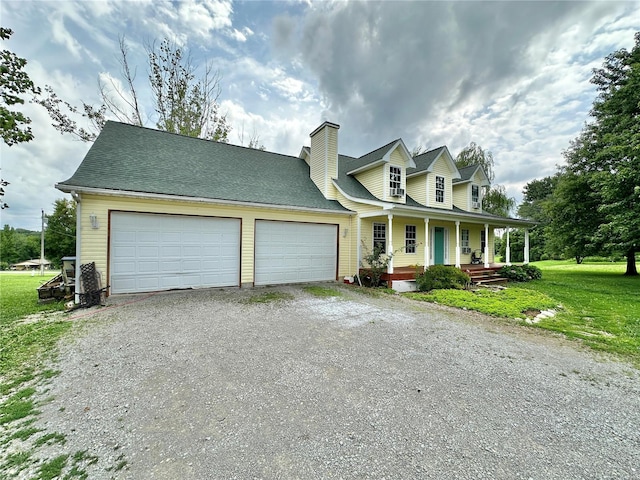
[57,121,350,213]
[343,138,402,173]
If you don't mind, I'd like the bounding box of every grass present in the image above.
[406,287,558,319]
[517,260,639,363]
[406,260,640,366]
[303,285,342,297]
[0,272,94,479]
[244,291,294,303]
[0,273,71,386]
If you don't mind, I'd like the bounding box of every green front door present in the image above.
[434,227,445,265]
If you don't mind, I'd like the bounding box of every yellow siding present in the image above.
[79,194,354,288]
[325,126,339,199]
[452,183,469,210]
[406,175,426,205]
[310,132,326,196]
[392,220,424,267]
[355,165,385,199]
[426,157,454,209]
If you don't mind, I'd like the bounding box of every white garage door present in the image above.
[254,220,338,285]
[110,212,240,294]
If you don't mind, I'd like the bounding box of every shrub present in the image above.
[416,265,470,291]
[524,264,542,280]
[498,265,542,282]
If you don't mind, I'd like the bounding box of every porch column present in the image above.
[455,221,461,268]
[357,216,362,271]
[484,223,490,268]
[387,214,394,274]
[524,229,530,264]
[506,226,511,266]
[424,217,430,268]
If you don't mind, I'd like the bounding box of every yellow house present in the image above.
[57,121,533,296]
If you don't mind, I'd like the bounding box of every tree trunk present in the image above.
[624,246,638,276]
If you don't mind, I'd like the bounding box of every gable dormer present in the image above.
[453,164,490,212]
[347,139,415,203]
[308,121,340,199]
[406,146,460,209]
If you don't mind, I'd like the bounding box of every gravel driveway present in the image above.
[33,285,640,479]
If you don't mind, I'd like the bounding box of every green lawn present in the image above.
[0,273,69,388]
[519,260,639,364]
[406,260,640,366]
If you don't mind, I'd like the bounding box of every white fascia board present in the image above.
[379,202,535,226]
[55,185,355,216]
[383,140,416,168]
[406,170,427,179]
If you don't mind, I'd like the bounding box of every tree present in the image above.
[45,199,76,267]
[0,225,40,268]
[1,27,40,145]
[36,36,230,142]
[455,143,515,217]
[518,175,560,261]
[544,169,603,263]
[562,32,640,275]
[1,27,41,209]
[455,142,495,182]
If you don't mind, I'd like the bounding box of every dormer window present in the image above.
[435,175,445,203]
[472,185,480,207]
[390,166,401,190]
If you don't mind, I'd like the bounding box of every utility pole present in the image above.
[40,209,45,276]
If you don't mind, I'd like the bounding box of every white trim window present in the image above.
[405,225,417,254]
[390,166,401,190]
[472,185,479,205]
[461,229,470,249]
[435,175,445,203]
[373,222,386,254]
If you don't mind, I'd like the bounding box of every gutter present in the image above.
[55,184,355,216]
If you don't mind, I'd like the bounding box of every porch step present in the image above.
[465,267,507,286]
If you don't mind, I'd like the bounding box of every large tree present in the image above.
[518,175,559,261]
[45,199,76,267]
[1,27,41,209]
[544,169,604,263]
[563,32,639,275]
[0,27,40,145]
[36,36,230,142]
[455,142,516,217]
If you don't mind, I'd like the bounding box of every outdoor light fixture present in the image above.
[89,213,99,229]
[343,228,349,238]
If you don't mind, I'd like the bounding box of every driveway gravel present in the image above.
[32,285,640,479]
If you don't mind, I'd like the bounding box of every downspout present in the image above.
[71,191,81,304]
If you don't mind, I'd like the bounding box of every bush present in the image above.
[498,265,542,282]
[524,264,542,280]
[416,265,470,291]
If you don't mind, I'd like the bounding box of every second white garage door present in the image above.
[254,220,338,285]
[110,212,240,294]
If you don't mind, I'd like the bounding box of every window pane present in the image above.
[405,225,416,253]
[436,175,445,202]
[390,166,401,190]
[373,223,386,253]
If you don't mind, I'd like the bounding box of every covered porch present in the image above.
[357,210,532,287]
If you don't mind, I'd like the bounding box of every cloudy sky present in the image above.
[1,0,638,231]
